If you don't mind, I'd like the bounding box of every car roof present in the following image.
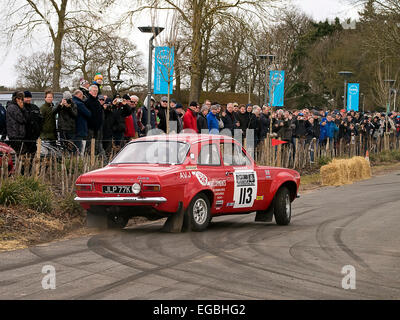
[135,133,238,145]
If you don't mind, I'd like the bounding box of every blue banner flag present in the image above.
[269,71,285,107]
[347,83,359,111]
[154,46,174,95]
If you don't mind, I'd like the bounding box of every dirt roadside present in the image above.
[1,161,400,252]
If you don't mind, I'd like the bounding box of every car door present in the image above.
[221,142,261,213]
[196,141,227,213]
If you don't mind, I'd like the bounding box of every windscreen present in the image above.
[111,141,190,165]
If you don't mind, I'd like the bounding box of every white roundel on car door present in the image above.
[233,170,257,209]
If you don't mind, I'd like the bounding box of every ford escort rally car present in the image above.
[75,134,301,231]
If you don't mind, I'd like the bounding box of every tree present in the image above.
[2,0,115,91]
[15,52,54,90]
[100,35,145,95]
[131,0,277,102]
[62,21,105,82]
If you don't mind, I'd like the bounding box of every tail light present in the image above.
[76,184,93,191]
[142,184,161,192]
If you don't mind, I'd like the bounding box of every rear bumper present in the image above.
[74,196,167,204]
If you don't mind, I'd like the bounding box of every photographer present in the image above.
[54,91,78,142]
[72,90,91,156]
[23,91,43,155]
[111,94,131,148]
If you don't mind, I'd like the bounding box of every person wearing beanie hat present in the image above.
[54,90,78,143]
[183,101,199,132]
[23,90,43,155]
[93,73,103,95]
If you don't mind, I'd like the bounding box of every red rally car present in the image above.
[75,134,301,232]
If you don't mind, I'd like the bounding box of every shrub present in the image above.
[0,180,21,206]
[0,177,53,213]
[59,193,84,217]
[318,156,330,167]
[22,190,53,213]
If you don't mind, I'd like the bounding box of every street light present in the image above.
[338,71,353,110]
[384,79,396,133]
[111,79,124,93]
[392,88,397,111]
[360,93,364,113]
[139,26,164,134]
[259,54,275,106]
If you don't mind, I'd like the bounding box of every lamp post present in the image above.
[258,54,275,106]
[139,26,164,134]
[360,93,364,113]
[111,79,124,94]
[392,89,397,111]
[338,71,353,111]
[384,79,396,134]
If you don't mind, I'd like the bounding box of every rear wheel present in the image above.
[274,187,292,226]
[185,193,211,232]
[107,214,129,229]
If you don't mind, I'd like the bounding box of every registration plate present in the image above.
[102,185,132,194]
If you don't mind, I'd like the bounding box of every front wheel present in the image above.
[274,187,292,226]
[107,214,129,229]
[185,193,211,232]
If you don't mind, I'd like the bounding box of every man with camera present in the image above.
[23,91,43,156]
[54,91,78,142]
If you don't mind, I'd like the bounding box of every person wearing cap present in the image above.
[23,91,43,155]
[170,98,177,109]
[175,103,184,133]
[137,96,157,136]
[183,101,199,132]
[79,78,90,101]
[40,89,57,142]
[72,89,91,156]
[158,96,179,133]
[110,94,131,148]
[53,91,78,143]
[6,91,27,153]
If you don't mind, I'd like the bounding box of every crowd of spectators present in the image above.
[0,73,399,160]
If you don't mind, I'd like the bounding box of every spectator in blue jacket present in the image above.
[72,89,91,155]
[207,105,220,134]
[320,114,338,144]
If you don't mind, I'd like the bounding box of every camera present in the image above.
[66,99,72,105]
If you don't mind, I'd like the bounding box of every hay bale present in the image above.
[320,156,371,186]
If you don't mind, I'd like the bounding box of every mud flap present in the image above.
[86,210,107,229]
[255,203,274,222]
[162,202,184,233]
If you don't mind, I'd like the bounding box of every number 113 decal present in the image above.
[239,187,253,205]
[233,171,257,208]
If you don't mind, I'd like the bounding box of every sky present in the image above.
[0,0,362,88]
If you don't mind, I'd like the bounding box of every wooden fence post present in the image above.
[90,138,95,168]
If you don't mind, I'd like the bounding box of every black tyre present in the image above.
[107,214,129,229]
[273,187,292,226]
[185,193,211,232]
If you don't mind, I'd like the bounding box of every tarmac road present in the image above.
[0,170,399,300]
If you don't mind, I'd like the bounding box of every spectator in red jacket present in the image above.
[183,101,199,133]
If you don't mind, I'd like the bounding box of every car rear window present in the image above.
[111,141,190,165]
